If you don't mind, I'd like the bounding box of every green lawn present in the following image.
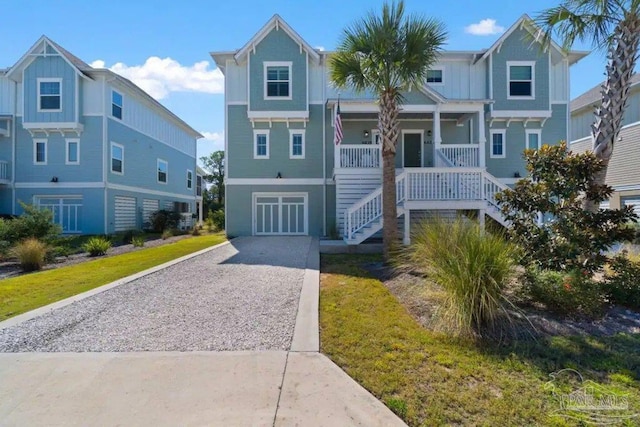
[320,254,640,426]
[0,233,226,321]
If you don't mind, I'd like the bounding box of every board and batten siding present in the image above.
[225,61,248,104]
[0,76,16,115]
[23,55,77,123]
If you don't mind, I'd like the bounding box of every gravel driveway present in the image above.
[0,237,312,352]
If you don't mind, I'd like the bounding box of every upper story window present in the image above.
[264,62,292,99]
[157,159,168,183]
[37,78,62,112]
[186,169,193,189]
[196,175,202,196]
[34,139,47,164]
[66,138,80,165]
[426,68,444,84]
[490,130,506,158]
[507,61,535,99]
[289,129,305,159]
[111,142,124,174]
[112,91,123,120]
[526,129,542,150]
[254,130,270,159]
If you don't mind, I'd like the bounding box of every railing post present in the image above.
[478,109,486,168]
[434,108,442,152]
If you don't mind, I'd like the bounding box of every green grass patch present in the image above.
[0,233,226,321]
[320,254,640,426]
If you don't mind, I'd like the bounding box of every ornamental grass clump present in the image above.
[397,217,518,338]
[83,237,111,257]
[12,238,47,272]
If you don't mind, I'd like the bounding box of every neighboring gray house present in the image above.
[570,74,640,214]
[211,14,587,244]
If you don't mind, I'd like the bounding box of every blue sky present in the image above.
[1,0,605,160]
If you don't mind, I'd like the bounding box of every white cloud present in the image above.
[464,19,505,36]
[315,46,325,51]
[198,131,224,161]
[89,57,224,100]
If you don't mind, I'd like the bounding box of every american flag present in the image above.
[334,101,343,145]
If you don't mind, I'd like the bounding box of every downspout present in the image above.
[322,56,327,237]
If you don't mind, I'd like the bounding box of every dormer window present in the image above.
[37,78,61,112]
[264,62,291,99]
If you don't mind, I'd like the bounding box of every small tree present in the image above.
[495,142,636,273]
[200,151,224,204]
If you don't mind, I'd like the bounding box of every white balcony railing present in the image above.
[437,144,480,167]
[338,144,382,168]
[0,161,9,182]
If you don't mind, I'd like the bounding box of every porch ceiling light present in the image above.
[363,130,370,138]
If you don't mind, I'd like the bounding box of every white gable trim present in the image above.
[234,14,320,63]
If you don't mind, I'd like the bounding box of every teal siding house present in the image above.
[0,37,204,234]
[211,14,587,244]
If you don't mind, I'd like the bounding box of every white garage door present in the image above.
[623,199,640,216]
[36,196,83,233]
[115,196,137,231]
[142,199,159,227]
[253,193,307,235]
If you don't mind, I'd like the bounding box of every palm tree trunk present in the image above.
[586,16,640,212]
[380,90,400,261]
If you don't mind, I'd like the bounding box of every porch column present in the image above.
[434,107,442,152]
[403,209,411,245]
[478,108,486,168]
[479,209,486,230]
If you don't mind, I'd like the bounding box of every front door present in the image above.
[403,132,422,167]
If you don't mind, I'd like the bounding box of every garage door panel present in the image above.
[254,193,307,236]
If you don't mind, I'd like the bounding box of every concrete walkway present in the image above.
[0,237,406,426]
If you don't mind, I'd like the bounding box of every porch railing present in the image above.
[0,161,9,182]
[338,144,382,168]
[437,144,480,167]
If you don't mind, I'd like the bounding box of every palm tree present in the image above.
[330,0,447,260]
[537,0,640,212]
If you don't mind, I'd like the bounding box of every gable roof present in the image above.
[417,85,446,104]
[475,14,588,65]
[571,73,640,113]
[233,14,321,64]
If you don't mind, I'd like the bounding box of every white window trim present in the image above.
[186,169,193,189]
[111,90,123,120]
[157,158,168,184]
[289,129,306,159]
[37,78,63,113]
[110,142,124,175]
[507,61,535,100]
[490,130,506,159]
[65,138,80,165]
[253,129,270,159]
[525,129,542,150]
[33,138,47,165]
[263,61,292,100]
[426,67,445,86]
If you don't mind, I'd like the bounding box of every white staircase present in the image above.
[342,149,509,244]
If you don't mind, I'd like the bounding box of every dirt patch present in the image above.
[0,234,194,280]
[362,261,640,338]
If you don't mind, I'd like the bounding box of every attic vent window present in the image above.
[264,62,292,99]
[38,79,61,112]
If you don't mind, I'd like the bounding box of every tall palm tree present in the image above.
[330,0,447,260]
[537,0,640,212]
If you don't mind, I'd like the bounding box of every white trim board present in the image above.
[227,178,325,185]
[106,183,196,201]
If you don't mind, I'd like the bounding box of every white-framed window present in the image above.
[525,129,542,150]
[110,142,124,174]
[264,61,292,99]
[490,130,506,159]
[289,129,305,159]
[65,138,80,165]
[186,169,193,189]
[37,78,62,112]
[426,67,444,85]
[157,159,168,183]
[33,138,47,165]
[254,130,270,159]
[507,61,535,99]
[112,90,123,120]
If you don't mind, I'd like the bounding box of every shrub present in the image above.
[523,268,605,317]
[211,209,225,231]
[496,142,637,273]
[205,210,216,232]
[12,238,47,272]
[83,237,111,257]
[120,229,142,244]
[131,236,145,248]
[161,229,173,240]
[603,253,640,310]
[191,226,200,236]
[396,218,517,337]
[149,210,181,232]
[0,203,62,245]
